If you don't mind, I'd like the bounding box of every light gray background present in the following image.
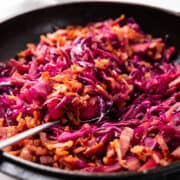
[0,0,180,22]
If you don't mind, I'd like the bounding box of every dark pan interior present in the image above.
[0,2,180,179]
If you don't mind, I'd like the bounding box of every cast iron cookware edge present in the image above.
[0,1,180,179]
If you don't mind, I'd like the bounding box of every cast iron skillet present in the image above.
[0,1,180,180]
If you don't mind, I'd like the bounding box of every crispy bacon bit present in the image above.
[35,147,48,156]
[125,156,141,171]
[171,147,180,159]
[39,132,48,145]
[8,150,21,156]
[0,118,4,127]
[40,156,53,165]
[113,139,123,165]
[131,146,152,161]
[120,127,134,157]
[155,135,169,158]
[45,140,74,150]
[84,142,103,157]
[20,147,34,161]
[0,127,18,139]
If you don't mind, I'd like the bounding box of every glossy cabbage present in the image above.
[0,16,179,172]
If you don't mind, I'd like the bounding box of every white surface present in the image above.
[0,0,179,22]
[0,173,15,180]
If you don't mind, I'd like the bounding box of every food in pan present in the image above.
[0,15,179,172]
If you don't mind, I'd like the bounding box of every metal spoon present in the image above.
[0,120,59,149]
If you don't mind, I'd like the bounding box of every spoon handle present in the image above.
[0,120,59,150]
